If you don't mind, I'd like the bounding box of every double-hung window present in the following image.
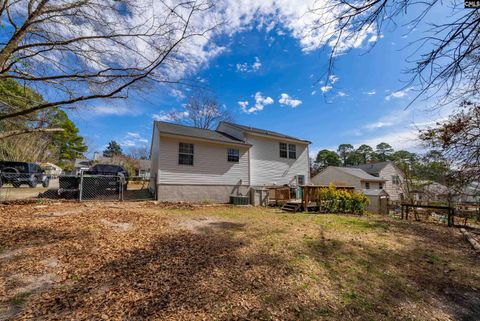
[279,143,288,158]
[227,148,240,162]
[280,142,297,159]
[392,175,400,185]
[178,143,194,165]
[288,144,296,159]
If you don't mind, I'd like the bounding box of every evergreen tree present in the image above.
[50,110,88,160]
[315,149,341,168]
[356,144,374,164]
[337,144,354,166]
[375,142,394,161]
[103,141,123,157]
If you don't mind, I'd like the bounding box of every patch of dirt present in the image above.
[0,249,23,260]
[100,219,133,232]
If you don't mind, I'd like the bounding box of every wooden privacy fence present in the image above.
[267,187,291,205]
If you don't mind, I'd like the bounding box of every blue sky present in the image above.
[67,1,455,158]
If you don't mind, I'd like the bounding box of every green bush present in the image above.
[311,184,369,214]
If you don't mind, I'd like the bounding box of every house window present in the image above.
[392,175,400,185]
[227,148,240,162]
[279,142,288,158]
[178,143,194,165]
[379,183,383,189]
[297,175,305,185]
[365,182,370,189]
[288,144,296,159]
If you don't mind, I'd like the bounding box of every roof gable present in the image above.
[218,121,310,144]
[155,121,250,146]
[332,166,386,181]
[352,162,391,174]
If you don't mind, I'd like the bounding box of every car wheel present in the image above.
[29,178,38,188]
[42,178,50,188]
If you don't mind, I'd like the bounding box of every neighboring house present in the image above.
[73,159,94,175]
[136,159,151,179]
[457,182,480,204]
[149,121,311,203]
[411,181,451,204]
[353,161,405,201]
[39,162,63,178]
[311,166,388,214]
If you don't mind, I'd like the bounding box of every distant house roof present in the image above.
[74,159,93,168]
[352,162,391,175]
[363,189,389,196]
[333,166,386,181]
[219,121,311,144]
[155,121,251,146]
[137,159,150,171]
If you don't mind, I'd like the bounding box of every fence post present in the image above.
[78,171,83,202]
[119,175,124,201]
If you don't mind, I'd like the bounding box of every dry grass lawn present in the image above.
[0,201,479,321]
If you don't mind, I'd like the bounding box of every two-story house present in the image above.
[310,166,389,213]
[149,121,311,203]
[353,161,406,201]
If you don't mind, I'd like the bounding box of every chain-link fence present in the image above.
[0,171,154,202]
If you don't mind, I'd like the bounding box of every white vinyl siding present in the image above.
[149,125,160,187]
[311,167,363,189]
[378,163,405,201]
[247,134,309,186]
[158,135,249,185]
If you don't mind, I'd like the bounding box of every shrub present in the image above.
[311,184,369,214]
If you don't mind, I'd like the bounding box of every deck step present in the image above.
[281,202,302,213]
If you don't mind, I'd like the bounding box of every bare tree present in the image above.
[0,0,218,138]
[168,91,232,129]
[420,100,480,184]
[309,1,480,104]
[128,146,149,160]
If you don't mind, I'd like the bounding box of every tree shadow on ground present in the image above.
[304,223,480,321]
[0,226,81,248]
[22,223,329,320]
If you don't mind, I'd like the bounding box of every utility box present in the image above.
[250,188,268,206]
[230,195,250,205]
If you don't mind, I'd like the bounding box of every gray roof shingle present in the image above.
[353,162,391,175]
[220,121,311,143]
[155,121,251,146]
[334,167,386,181]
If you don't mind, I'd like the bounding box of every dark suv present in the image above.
[84,164,129,190]
[0,161,50,188]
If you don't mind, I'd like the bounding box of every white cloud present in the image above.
[311,90,317,95]
[238,101,249,108]
[119,132,149,148]
[152,110,189,122]
[368,34,383,43]
[252,57,262,71]
[278,93,302,108]
[329,75,339,84]
[385,87,414,101]
[337,91,347,97]
[320,85,332,93]
[92,105,133,116]
[362,109,410,131]
[236,56,262,72]
[126,132,141,138]
[240,92,274,114]
[358,129,422,151]
[366,90,376,95]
